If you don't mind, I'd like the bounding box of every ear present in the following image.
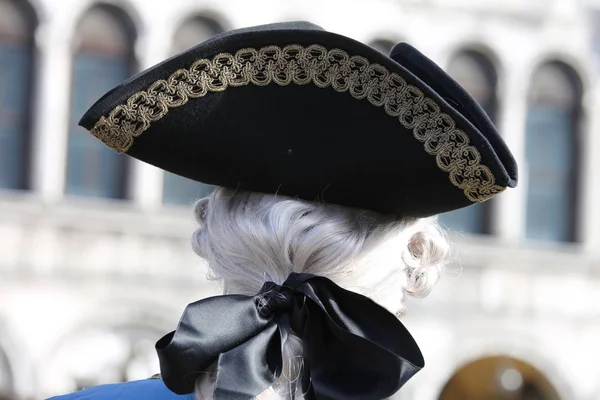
[194,197,210,224]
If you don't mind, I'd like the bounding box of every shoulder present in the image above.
[45,379,196,400]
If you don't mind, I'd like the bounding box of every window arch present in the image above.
[369,38,396,55]
[65,5,136,199]
[438,356,560,400]
[525,62,581,242]
[438,50,498,234]
[172,15,224,54]
[0,0,36,190]
[163,15,224,205]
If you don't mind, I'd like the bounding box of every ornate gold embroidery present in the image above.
[89,44,505,202]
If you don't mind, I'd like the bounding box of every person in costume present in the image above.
[48,21,517,400]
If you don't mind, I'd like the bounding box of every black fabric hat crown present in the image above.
[79,21,517,217]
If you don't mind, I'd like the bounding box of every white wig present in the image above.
[191,187,449,399]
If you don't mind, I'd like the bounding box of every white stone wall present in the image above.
[1,0,600,399]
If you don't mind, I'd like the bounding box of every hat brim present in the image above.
[79,21,517,217]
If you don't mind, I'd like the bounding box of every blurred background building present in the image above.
[1,0,599,399]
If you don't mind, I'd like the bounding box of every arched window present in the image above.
[439,356,560,400]
[369,38,396,55]
[438,50,498,234]
[0,0,35,190]
[172,15,224,54]
[65,6,136,199]
[525,62,581,242]
[163,16,224,205]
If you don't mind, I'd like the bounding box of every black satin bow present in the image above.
[156,273,424,399]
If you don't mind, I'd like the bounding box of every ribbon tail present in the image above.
[287,274,424,400]
[301,360,317,400]
[213,322,283,400]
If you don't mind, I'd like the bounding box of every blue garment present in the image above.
[46,379,196,400]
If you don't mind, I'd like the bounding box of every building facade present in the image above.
[1,0,600,398]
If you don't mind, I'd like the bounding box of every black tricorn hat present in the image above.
[79,21,517,218]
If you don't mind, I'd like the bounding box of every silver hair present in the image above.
[191,187,449,399]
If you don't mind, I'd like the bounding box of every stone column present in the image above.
[126,9,171,210]
[29,17,72,202]
[492,61,527,242]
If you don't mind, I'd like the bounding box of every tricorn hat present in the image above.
[79,21,517,217]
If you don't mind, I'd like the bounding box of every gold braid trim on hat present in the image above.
[89,44,505,202]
